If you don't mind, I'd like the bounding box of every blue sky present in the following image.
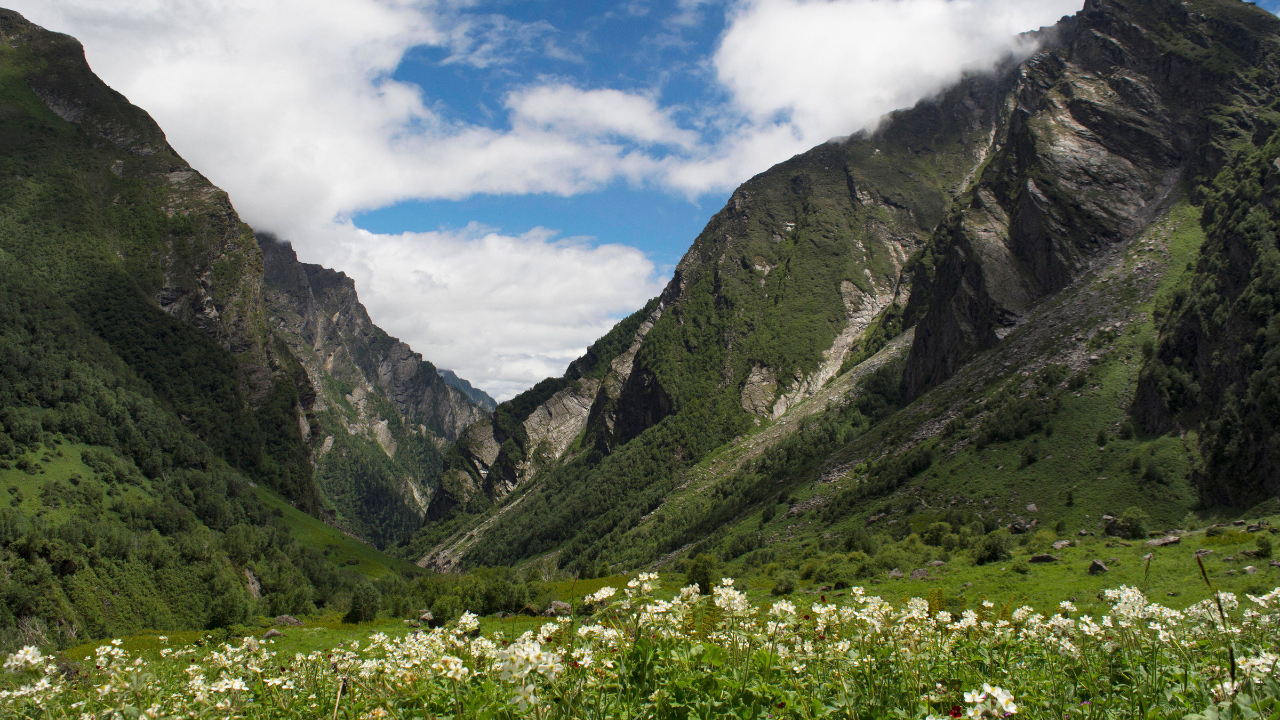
[22,0,1273,398]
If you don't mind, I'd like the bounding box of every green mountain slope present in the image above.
[408,0,1280,577]
[0,8,489,647]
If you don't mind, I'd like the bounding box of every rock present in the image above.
[1026,503,1038,513]
[909,568,931,580]
[961,582,973,589]
[1052,540,1072,550]
[274,615,303,626]
[1029,554,1059,563]
[927,560,946,567]
[1271,560,1280,568]
[263,628,282,639]
[404,620,421,628]
[418,611,435,623]
[1088,559,1110,575]
[1106,557,1119,564]
[544,600,572,617]
[1146,536,1180,547]
[1234,520,1247,526]
[1009,519,1036,534]
[866,513,886,525]
[1142,553,1153,563]
[1247,524,1262,532]
[1245,566,1258,574]
[1225,556,1235,562]
[888,568,905,579]
[519,604,540,617]
[1078,529,1089,536]
[1195,549,1214,557]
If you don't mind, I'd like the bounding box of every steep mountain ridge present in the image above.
[903,0,1280,397]
[408,0,1280,575]
[258,235,490,545]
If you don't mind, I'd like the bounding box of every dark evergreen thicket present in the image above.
[1139,125,1280,504]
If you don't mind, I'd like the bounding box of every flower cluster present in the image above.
[1,580,1276,719]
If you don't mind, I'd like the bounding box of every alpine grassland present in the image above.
[5,571,1280,719]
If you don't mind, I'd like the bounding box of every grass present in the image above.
[249,485,419,579]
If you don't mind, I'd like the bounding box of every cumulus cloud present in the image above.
[12,0,1084,398]
[319,225,665,400]
[714,0,1082,144]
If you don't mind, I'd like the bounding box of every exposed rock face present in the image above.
[259,235,488,441]
[258,234,492,544]
[904,0,1279,397]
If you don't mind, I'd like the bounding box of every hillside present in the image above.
[406,0,1280,576]
[0,7,488,647]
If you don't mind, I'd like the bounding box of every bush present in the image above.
[686,553,719,595]
[1111,507,1148,540]
[770,571,797,596]
[344,581,381,623]
[1257,535,1273,559]
[974,530,1011,565]
[922,522,952,547]
[1011,560,1029,575]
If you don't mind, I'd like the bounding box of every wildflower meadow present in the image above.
[3,573,1278,719]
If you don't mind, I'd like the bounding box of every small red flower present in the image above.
[950,705,963,718]
[777,702,787,708]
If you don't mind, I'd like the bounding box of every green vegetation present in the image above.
[7,564,1280,719]
[1140,128,1280,506]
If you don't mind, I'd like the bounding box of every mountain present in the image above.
[0,7,486,643]
[258,234,490,545]
[407,0,1280,575]
[438,370,497,413]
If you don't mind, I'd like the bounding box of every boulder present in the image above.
[1029,554,1059,563]
[1052,540,1072,550]
[274,615,303,626]
[909,568,931,580]
[1087,559,1110,575]
[263,628,282,639]
[543,600,572,617]
[888,568,905,579]
[1146,536,1180,547]
[1194,549,1214,557]
[1245,566,1258,574]
[1078,529,1089,536]
[927,560,947,567]
[418,611,435,623]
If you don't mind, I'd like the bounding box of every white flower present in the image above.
[3,646,43,673]
[457,612,480,633]
[431,655,470,682]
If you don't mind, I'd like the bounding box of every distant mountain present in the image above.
[438,370,497,413]
[405,0,1280,574]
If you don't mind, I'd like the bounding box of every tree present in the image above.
[344,581,380,623]
[686,553,719,595]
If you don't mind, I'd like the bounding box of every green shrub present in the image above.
[770,571,797,596]
[687,553,719,595]
[344,581,381,623]
[974,530,1011,565]
[1255,535,1272,558]
[1112,507,1148,540]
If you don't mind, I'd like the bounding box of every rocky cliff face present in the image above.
[903,0,1280,398]
[258,235,488,442]
[258,235,492,546]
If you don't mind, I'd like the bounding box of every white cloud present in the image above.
[319,224,665,400]
[11,0,1084,398]
[713,0,1081,145]
[507,84,698,148]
